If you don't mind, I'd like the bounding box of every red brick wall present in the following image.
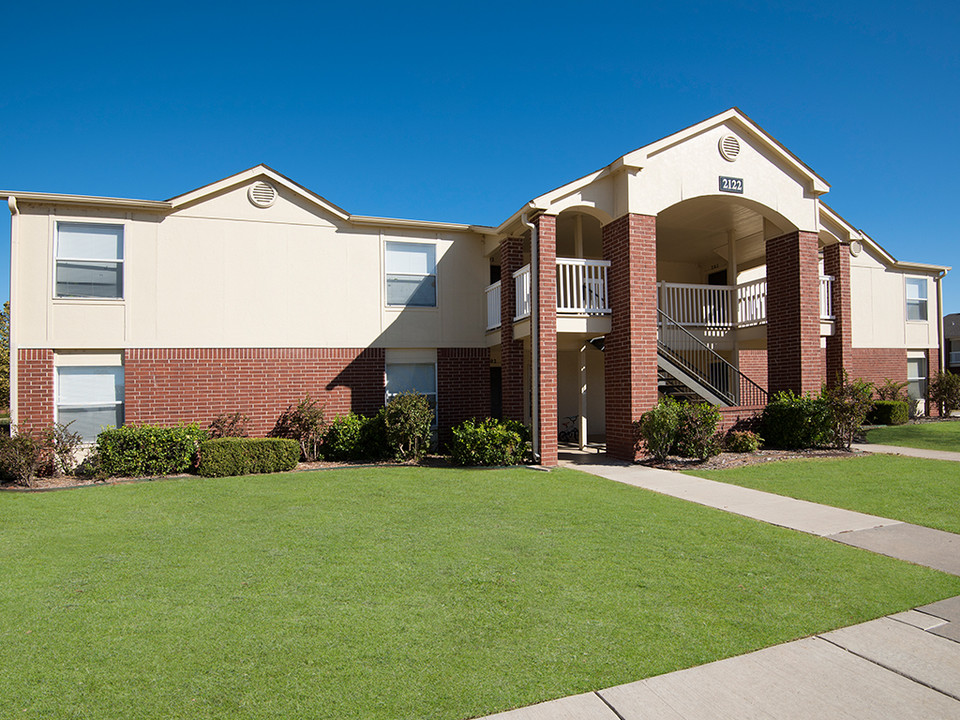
[766,231,822,395]
[848,348,907,388]
[603,213,658,461]
[738,349,768,393]
[437,347,490,447]
[499,237,524,423]
[16,349,54,434]
[926,348,942,417]
[535,215,558,466]
[824,243,852,386]
[718,405,764,433]
[124,347,385,436]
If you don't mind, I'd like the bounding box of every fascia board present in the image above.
[348,214,494,234]
[819,202,863,241]
[0,191,170,212]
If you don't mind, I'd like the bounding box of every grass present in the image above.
[689,455,960,534]
[866,420,960,452]
[2,466,959,720]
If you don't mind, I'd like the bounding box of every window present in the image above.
[56,223,123,298]
[385,242,436,307]
[905,277,928,321]
[385,362,437,426]
[56,366,124,442]
[907,356,927,403]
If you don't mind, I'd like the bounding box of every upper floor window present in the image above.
[56,223,123,299]
[905,277,928,321]
[385,242,436,307]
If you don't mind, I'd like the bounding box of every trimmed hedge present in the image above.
[322,411,389,462]
[196,438,300,478]
[759,391,831,449]
[96,424,208,477]
[866,400,909,426]
[449,418,530,466]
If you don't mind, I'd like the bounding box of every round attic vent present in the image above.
[849,240,863,257]
[719,134,741,162]
[248,181,277,208]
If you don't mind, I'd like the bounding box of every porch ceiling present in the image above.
[657,196,775,268]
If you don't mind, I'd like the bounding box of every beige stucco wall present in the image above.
[850,246,939,349]
[15,182,489,350]
[625,122,818,232]
[557,347,605,435]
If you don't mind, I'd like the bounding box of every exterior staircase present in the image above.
[657,310,767,407]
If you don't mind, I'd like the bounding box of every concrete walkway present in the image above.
[468,453,960,719]
[853,442,960,463]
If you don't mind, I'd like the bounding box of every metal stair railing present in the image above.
[657,309,767,407]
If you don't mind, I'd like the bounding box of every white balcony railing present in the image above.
[514,265,531,320]
[737,278,767,327]
[485,280,501,330]
[820,275,834,319]
[557,259,611,314]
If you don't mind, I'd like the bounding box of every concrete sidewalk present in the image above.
[853,442,960,462]
[466,453,960,719]
[481,597,960,719]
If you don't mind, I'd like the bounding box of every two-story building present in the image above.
[3,109,948,465]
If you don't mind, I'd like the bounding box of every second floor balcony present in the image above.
[485,258,835,333]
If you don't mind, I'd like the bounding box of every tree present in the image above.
[0,302,8,411]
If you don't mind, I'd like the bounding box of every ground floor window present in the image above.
[906,355,928,404]
[56,366,125,442]
[385,362,437,427]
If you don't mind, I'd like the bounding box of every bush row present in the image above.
[635,398,722,461]
[196,438,300,477]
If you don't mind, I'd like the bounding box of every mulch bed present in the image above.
[641,447,863,472]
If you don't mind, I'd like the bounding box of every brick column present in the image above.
[16,349,55,435]
[823,242,852,387]
[535,215,558,466]
[926,348,942,417]
[499,237,524,422]
[602,213,658,461]
[437,347,490,446]
[766,231,822,395]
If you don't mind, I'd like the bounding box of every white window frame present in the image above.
[54,222,125,300]
[384,240,437,308]
[905,277,928,322]
[906,354,928,403]
[55,364,125,443]
[385,361,438,429]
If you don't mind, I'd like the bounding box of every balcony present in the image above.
[484,262,835,331]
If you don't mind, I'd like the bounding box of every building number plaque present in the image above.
[719,176,744,194]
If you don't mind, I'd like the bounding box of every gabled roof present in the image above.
[620,107,830,195]
[167,164,352,221]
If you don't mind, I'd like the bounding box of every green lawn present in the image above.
[3,467,959,720]
[866,420,960,452]
[690,455,960,534]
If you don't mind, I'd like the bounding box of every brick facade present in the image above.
[124,347,385,436]
[602,213,658,461]
[823,243,852,387]
[847,348,908,388]
[766,230,822,395]
[926,348,942,417]
[738,349,769,393]
[16,349,55,434]
[499,237,524,422]
[535,215,558,466]
[437,347,490,446]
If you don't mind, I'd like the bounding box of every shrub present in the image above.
[270,396,326,461]
[822,372,875,449]
[759,391,831,449]
[929,371,960,415]
[96,424,208,477]
[208,412,249,439]
[636,397,681,461]
[725,430,762,453]
[875,378,908,402]
[449,418,529,466]
[866,400,909,426]
[0,432,45,486]
[196,438,300,478]
[42,422,83,476]
[322,412,390,462]
[673,402,722,460]
[383,392,433,462]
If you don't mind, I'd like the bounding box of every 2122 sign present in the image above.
[719,176,744,194]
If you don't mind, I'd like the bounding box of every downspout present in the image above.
[7,197,18,432]
[936,269,947,376]
[521,209,539,463]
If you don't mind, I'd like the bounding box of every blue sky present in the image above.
[3,0,958,308]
